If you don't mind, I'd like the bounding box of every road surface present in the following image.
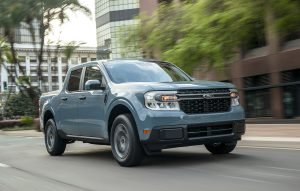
[0,134,299,191]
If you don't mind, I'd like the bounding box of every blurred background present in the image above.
[0,0,299,130]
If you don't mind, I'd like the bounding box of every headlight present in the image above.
[230,89,240,106]
[144,91,180,110]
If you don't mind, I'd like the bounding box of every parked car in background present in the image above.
[39,59,245,167]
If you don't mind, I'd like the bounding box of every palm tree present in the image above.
[0,0,91,99]
[63,41,85,73]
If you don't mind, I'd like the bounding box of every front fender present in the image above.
[106,98,140,125]
[40,100,56,133]
[106,97,147,138]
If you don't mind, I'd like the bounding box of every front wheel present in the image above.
[45,119,66,156]
[205,141,237,154]
[110,114,145,167]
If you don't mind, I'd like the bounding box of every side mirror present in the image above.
[85,80,104,91]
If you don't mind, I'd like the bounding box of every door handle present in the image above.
[78,96,86,100]
[61,97,68,101]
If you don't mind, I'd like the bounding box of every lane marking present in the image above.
[0,163,10,168]
[262,166,300,173]
[238,145,300,151]
[243,136,300,142]
[221,174,274,184]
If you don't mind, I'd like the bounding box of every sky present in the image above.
[47,0,97,47]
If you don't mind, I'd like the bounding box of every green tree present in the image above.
[4,93,37,119]
[0,0,91,99]
[62,41,85,73]
[122,0,300,74]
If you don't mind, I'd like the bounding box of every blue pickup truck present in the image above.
[39,59,245,167]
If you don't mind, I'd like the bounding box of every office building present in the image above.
[0,21,97,93]
[95,0,165,59]
[0,44,97,93]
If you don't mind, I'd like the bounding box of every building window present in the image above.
[282,69,300,83]
[52,76,58,83]
[18,56,26,62]
[71,58,78,65]
[281,69,300,118]
[19,66,26,72]
[81,57,87,63]
[41,66,48,73]
[30,57,37,63]
[51,66,58,72]
[245,90,272,118]
[244,74,270,88]
[30,76,38,82]
[41,76,48,82]
[51,57,57,63]
[62,57,68,63]
[91,58,97,61]
[243,74,271,118]
[52,85,59,91]
[42,86,49,92]
[30,67,37,73]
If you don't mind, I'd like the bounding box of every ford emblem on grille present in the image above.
[203,94,213,99]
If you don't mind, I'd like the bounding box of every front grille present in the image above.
[187,124,233,138]
[177,89,231,114]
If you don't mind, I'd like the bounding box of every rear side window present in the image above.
[67,68,82,92]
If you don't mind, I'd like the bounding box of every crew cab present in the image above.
[39,59,245,166]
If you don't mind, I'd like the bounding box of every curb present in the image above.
[243,136,300,142]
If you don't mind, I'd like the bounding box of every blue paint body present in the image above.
[40,60,245,148]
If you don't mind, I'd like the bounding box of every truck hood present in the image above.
[148,80,234,91]
[41,90,60,97]
[113,80,234,93]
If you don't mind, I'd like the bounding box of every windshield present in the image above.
[104,60,191,84]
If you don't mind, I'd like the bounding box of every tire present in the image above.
[205,141,237,154]
[45,119,66,156]
[110,114,145,167]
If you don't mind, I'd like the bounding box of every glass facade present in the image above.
[14,21,40,44]
[282,69,300,118]
[95,0,141,59]
[243,74,272,118]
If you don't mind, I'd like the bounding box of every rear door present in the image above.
[76,65,107,138]
[56,68,83,136]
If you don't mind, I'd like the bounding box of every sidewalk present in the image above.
[240,124,300,149]
[0,130,43,137]
[244,124,300,143]
[245,124,300,138]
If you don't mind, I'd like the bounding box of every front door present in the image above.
[76,65,107,138]
[56,68,83,136]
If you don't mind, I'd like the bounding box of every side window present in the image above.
[67,68,82,92]
[83,66,106,90]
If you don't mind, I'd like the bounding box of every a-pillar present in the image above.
[48,58,52,92]
[58,57,63,90]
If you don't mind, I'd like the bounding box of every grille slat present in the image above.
[177,89,231,114]
[187,124,233,138]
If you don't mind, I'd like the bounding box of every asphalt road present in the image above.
[0,135,300,191]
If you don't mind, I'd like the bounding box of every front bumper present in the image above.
[141,120,245,152]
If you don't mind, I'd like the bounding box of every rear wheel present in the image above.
[111,114,145,167]
[45,119,66,156]
[205,141,237,154]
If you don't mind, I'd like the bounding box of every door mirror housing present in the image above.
[85,80,105,91]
